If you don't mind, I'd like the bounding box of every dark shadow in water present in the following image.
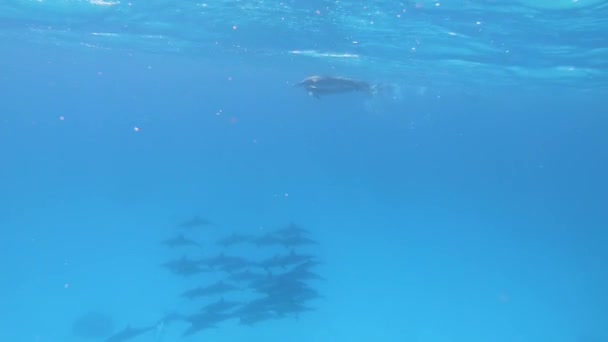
[72,312,114,339]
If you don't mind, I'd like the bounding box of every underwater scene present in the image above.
[0,0,607,341]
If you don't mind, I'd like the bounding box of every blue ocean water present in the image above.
[1,1,607,341]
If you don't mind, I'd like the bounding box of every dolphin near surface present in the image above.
[293,76,374,98]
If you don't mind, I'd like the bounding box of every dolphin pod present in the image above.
[84,219,323,341]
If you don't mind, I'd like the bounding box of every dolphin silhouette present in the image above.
[105,324,155,342]
[294,76,373,98]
